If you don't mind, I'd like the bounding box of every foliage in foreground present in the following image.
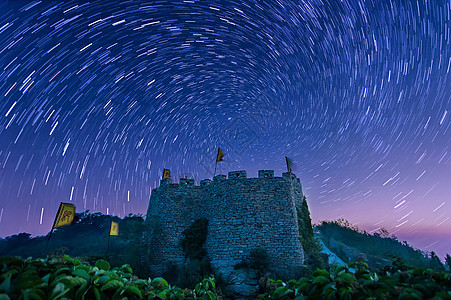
[2,255,451,300]
[0,255,218,300]
[261,261,451,299]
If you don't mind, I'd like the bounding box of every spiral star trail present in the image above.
[0,0,450,258]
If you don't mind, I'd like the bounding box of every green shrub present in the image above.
[260,261,451,299]
[0,255,220,300]
[297,197,326,270]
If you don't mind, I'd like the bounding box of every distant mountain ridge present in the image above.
[315,219,449,271]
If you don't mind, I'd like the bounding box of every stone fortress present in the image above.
[146,170,308,295]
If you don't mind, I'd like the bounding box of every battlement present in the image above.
[213,174,227,182]
[159,170,299,187]
[200,179,212,187]
[228,170,247,179]
[259,170,274,178]
[180,177,195,186]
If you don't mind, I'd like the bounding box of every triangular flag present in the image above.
[216,148,224,162]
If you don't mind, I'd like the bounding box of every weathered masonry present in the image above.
[146,170,306,281]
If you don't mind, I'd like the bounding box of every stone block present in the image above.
[282,172,296,180]
[200,179,212,186]
[258,170,274,178]
[228,170,247,179]
[180,178,195,185]
[160,177,172,185]
[213,175,227,182]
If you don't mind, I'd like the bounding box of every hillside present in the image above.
[315,219,449,271]
[0,212,150,278]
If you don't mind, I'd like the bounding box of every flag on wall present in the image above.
[53,202,76,229]
[109,221,119,236]
[216,147,224,162]
[285,156,293,173]
[163,168,171,179]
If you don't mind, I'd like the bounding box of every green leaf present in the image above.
[50,282,70,300]
[340,288,352,300]
[151,277,168,288]
[22,288,46,300]
[74,281,89,300]
[92,286,101,300]
[71,276,87,286]
[313,269,330,277]
[42,274,51,284]
[0,274,11,293]
[333,265,347,277]
[0,294,11,300]
[53,275,73,287]
[72,259,82,266]
[17,272,44,290]
[195,282,201,294]
[157,290,168,298]
[95,260,110,271]
[279,288,294,297]
[54,268,72,276]
[100,280,123,291]
[72,269,90,281]
[274,286,289,295]
[125,285,142,298]
[112,286,127,300]
[121,265,133,274]
[337,273,354,283]
[94,276,111,286]
[313,276,331,285]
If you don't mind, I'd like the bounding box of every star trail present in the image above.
[0,0,450,258]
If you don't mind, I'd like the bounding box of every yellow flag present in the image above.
[109,221,119,236]
[216,147,224,162]
[163,169,170,179]
[53,202,76,229]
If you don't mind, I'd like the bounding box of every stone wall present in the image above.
[146,170,306,290]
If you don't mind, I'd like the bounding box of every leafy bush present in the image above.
[297,197,326,270]
[260,261,451,299]
[0,255,220,300]
[3,255,449,300]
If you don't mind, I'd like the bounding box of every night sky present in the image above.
[0,0,450,259]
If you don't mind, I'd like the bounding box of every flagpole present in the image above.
[46,202,62,253]
[107,220,112,254]
[106,233,111,255]
[213,161,218,178]
[45,228,55,253]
